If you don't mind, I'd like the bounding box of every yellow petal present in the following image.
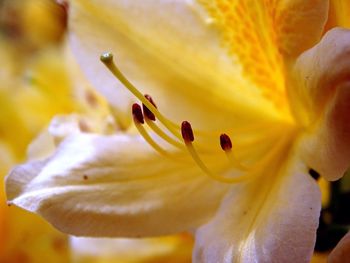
[69,0,281,130]
[330,0,350,28]
[194,157,321,263]
[198,0,328,113]
[294,28,350,180]
[6,133,230,237]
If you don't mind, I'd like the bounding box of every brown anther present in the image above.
[181,121,194,143]
[132,103,144,124]
[220,133,232,151]
[142,94,157,121]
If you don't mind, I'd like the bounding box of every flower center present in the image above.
[101,52,297,184]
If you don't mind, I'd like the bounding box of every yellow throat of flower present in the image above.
[100,53,298,185]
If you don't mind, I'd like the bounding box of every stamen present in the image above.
[100,52,181,139]
[145,118,185,149]
[143,94,156,121]
[220,133,247,170]
[132,103,144,124]
[132,104,166,155]
[220,133,232,151]
[181,121,194,143]
[181,121,252,183]
[185,139,252,183]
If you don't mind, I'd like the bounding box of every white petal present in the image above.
[6,133,229,237]
[193,158,321,263]
[293,28,350,180]
[68,0,279,130]
[70,235,189,261]
[27,113,117,160]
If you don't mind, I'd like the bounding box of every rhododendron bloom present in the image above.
[6,1,350,262]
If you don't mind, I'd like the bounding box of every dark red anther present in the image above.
[132,103,144,124]
[220,133,232,151]
[181,121,194,143]
[142,94,157,121]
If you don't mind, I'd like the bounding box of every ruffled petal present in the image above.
[293,28,350,180]
[68,0,281,130]
[6,133,229,237]
[193,158,321,263]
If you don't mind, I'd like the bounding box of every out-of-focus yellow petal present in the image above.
[0,144,70,263]
[21,0,67,47]
[198,0,328,113]
[310,252,328,263]
[318,177,330,208]
[0,0,67,50]
[331,0,350,28]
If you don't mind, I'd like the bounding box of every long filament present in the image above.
[145,119,185,150]
[133,119,167,156]
[101,53,181,139]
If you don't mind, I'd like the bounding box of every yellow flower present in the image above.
[5,1,350,262]
[0,46,74,262]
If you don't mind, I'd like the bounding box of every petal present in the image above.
[293,28,350,180]
[6,133,229,237]
[193,158,321,263]
[329,0,350,28]
[27,113,116,161]
[328,231,350,263]
[70,234,193,262]
[199,0,328,111]
[68,0,281,130]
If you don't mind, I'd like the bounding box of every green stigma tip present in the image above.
[100,52,113,63]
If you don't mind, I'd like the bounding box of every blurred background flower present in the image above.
[0,1,193,262]
[0,0,71,262]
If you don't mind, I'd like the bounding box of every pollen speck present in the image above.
[83,175,88,180]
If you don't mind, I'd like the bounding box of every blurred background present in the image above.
[0,0,348,262]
